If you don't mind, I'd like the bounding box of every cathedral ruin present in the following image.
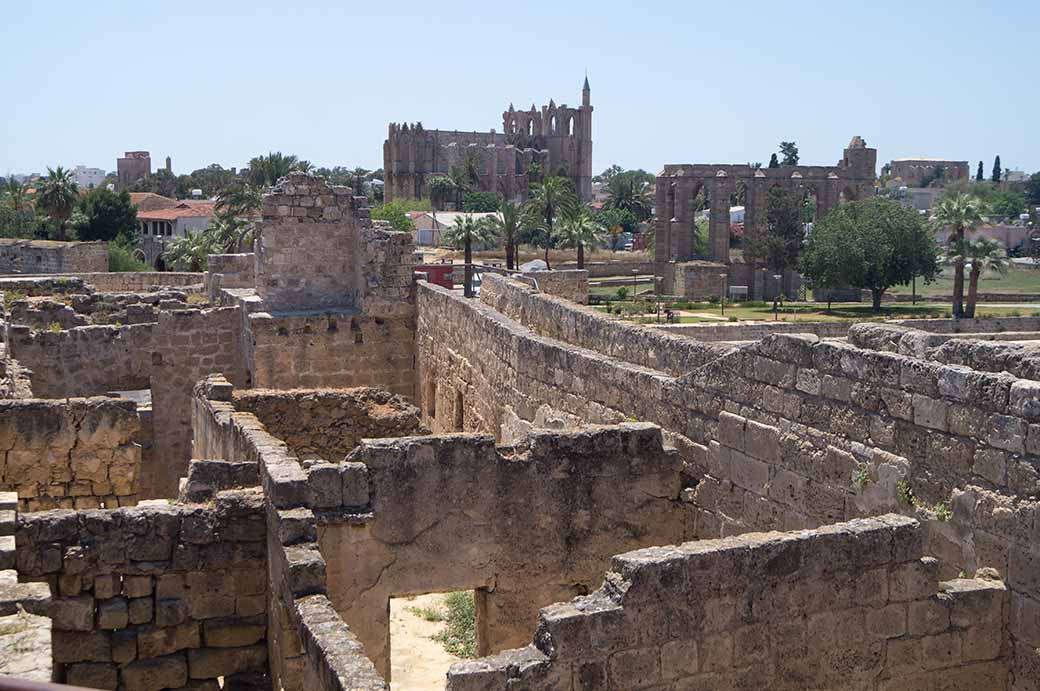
[0,172,1035,690]
[383,78,593,203]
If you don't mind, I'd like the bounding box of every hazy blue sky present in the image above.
[1,0,1035,178]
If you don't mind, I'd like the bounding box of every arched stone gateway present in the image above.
[654,136,877,298]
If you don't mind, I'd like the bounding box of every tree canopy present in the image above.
[743,187,804,274]
[801,197,938,311]
[779,141,799,166]
[76,188,138,242]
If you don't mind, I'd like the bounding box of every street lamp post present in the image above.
[773,274,783,321]
[719,273,728,317]
[632,269,639,300]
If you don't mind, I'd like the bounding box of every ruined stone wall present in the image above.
[4,323,155,397]
[0,398,141,511]
[148,307,248,497]
[192,377,387,691]
[477,275,726,378]
[675,260,728,299]
[654,319,851,341]
[230,388,423,461]
[447,515,1011,690]
[0,239,108,275]
[77,272,203,292]
[519,269,588,304]
[205,253,254,302]
[322,425,689,679]
[15,490,268,690]
[421,281,1040,682]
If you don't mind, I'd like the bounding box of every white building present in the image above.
[71,165,106,189]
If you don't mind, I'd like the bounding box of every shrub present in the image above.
[108,243,150,272]
[432,592,476,658]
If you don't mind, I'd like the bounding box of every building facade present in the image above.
[70,165,106,189]
[384,78,593,203]
[889,158,969,187]
[116,151,151,191]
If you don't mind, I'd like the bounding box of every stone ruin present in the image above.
[0,172,1035,690]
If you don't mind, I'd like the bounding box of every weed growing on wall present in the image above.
[433,591,476,658]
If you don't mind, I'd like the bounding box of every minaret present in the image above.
[582,74,591,107]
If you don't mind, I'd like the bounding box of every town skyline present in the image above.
[1,0,1036,178]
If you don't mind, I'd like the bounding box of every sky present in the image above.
[1,0,1036,179]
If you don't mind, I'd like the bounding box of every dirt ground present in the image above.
[390,593,462,690]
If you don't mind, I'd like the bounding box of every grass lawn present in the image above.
[588,282,655,297]
[599,301,1040,324]
[887,264,1040,297]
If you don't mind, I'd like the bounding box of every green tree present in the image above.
[929,193,983,318]
[594,207,639,235]
[462,191,501,212]
[447,165,473,211]
[162,229,216,271]
[370,201,417,231]
[36,167,79,240]
[442,215,498,298]
[429,175,455,211]
[1027,172,1040,205]
[988,190,1026,218]
[554,207,604,269]
[605,172,652,221]
[129,169,179,198]
[779,142,799,166]
[594,164,623,183]
[976,161,984,182]
[488,200,523,270]
[522,176,578,269]
[743,187,803,274]
[3,176,32,213]
[951,237,1008,318]
[216,182,262,218]
[76,188,138,242]
[991,155,1002,184]
[246,152,304,187]
[351,167,369,197]
[801,198,939,311]
[768,153,780,169]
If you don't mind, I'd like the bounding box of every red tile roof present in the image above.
[137,201,215,221]
[130,192,179,212]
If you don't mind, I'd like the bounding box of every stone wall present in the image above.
[205,254,254,302]
[0,398,141,511]
[322,424,690,679]
[4,323,155,397]
[654,319,851,342]
[420,279,1040,682]
[477,274,726,377]
[0,240,108,275]
[675,260,728,299]
[14,490,268,690]
[230,388,424,461]
[447,515,1011,690]
[520,269,588,304]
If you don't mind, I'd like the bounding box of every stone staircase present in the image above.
[0,491,54,681]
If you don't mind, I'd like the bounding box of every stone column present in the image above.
[708,180,732,262]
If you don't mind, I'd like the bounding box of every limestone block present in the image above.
[890,558,939,602]
[865,603,907,639]
[123,575,153,598]
[728,450,769,495]
[341,462,369,507]
[986,414,1027,454]
[137,622,201,658]
[283,544,326,597]
[908,597,951,636]
[52,630,111,664]
[66,662,118,690]
[112,628,137,664]
[1009,379,1040,420]
[129,596,153,625]
[305,463,342,508]
[607,646,661,688]
[97,596,129,629]
[52,594,95,631]
[912,395,948,432]
[121,654,188,691]
[156,598,190,627]
[187,643,267,679]
[202,615,265,647]
[717,411,745,451]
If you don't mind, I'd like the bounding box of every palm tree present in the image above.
[442,215,499,298]
[487,200,523,270]
[429,175,454,212]
[930,193,983,318]
[447,165,472,211]
[555,207,604,269]
[246,152,303,187]
[163,229,216,271]
[351,167,369,197]
[3,176,31,212]
[36,167,79,240]
[952,237,1009,318]
[216,182,262,218]
[522,176,578,268]
[605,174,652,221]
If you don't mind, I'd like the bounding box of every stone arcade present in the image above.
[0,172,1035,690]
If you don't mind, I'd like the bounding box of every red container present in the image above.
[415,264,455,289]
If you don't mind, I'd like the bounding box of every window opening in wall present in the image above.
[453,390,464,431]
[389,591,479,689]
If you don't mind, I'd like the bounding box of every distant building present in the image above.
[116,151,151,191]
[407,211,500,247]
[888,158,969,187]
[134,197,215,267]
[1006,170,1028,183]
[71,166,106,189]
